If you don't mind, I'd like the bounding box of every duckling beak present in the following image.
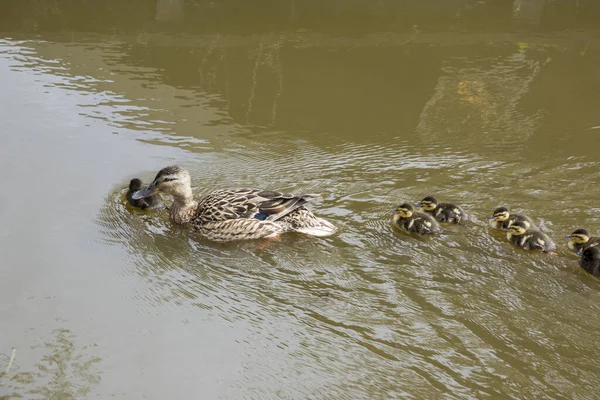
[487,216,495,221]
[414,202,422,207]
[576,251,583,256]
[131,182,157,200]
[564,235,572,240]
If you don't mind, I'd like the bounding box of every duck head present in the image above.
[489,206,510,222]
[567,228,590,244]
[508,221,528,236]
[416,196,438,211]
[129,178,143,191]
[132,165,193,201]
[393,203,414,222]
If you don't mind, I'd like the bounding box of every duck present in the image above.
[126,178,166,210]
[566,228,600,253]
[506,221,557,253]
[488,206,537,231]
[578,246,600,277]
[130,165,337,242]
[415,196,469,224]
[392,203,443,235]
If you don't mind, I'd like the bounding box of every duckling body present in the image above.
[416,196,469,224]
[488,206,537,231]
[566,228,600,253]
[579,247,600,277]
[506,221,557,253]
[131,166,336,242]
[392,203,443,235]
[126,178,166,210]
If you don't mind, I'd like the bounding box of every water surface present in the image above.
[1,1,600,398]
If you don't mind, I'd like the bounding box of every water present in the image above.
[1,1,600,398]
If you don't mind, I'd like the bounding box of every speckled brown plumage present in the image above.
[132,166,337,242]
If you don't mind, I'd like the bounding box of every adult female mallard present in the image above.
[566,228,600,253]
[392,203,443,235]
[131,165,337,242]
[415,196,469,224]
[506,221,557,253]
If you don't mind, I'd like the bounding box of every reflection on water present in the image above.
[3,329,101,399]
[2,1,600,398]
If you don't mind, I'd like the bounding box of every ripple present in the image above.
[89,138,600,398]
[13,31,594,398]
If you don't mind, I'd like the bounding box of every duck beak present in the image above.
[131,182,157,200]
[576,251,583,256]
[487,216,495,221]
[415,202,422,207]
[564,235,572,240]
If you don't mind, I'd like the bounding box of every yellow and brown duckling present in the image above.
[392,203,443,235]
[566,228,600,253]
[506,221,557,253]
[416,196,469,224]
[578,246,600,277]
[488,206,537,231]
[126,178,166,210]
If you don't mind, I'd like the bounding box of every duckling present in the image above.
[130,165,337,242]
[416,196,469,224]
[506,221,557,253]
[578,246,600,277]
[126,178,166,210]
[566,228,600,253]
[488,206,537,231]
[392,203,443,235]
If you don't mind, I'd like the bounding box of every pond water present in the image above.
[1,1,600,398]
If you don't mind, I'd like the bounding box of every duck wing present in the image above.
[195,188,319,222]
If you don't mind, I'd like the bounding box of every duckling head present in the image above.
[392,203,414,222]
[416,196,438,211]
[508,221,528,236]
[567,228,590,244]
[131,165,192,201]
[489,206,510,222]
[129,178,143,191]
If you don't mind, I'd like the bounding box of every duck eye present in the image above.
[163,177,177,182]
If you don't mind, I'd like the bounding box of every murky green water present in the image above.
[2,1,600,398]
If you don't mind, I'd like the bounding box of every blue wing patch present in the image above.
[254,213,268,221]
